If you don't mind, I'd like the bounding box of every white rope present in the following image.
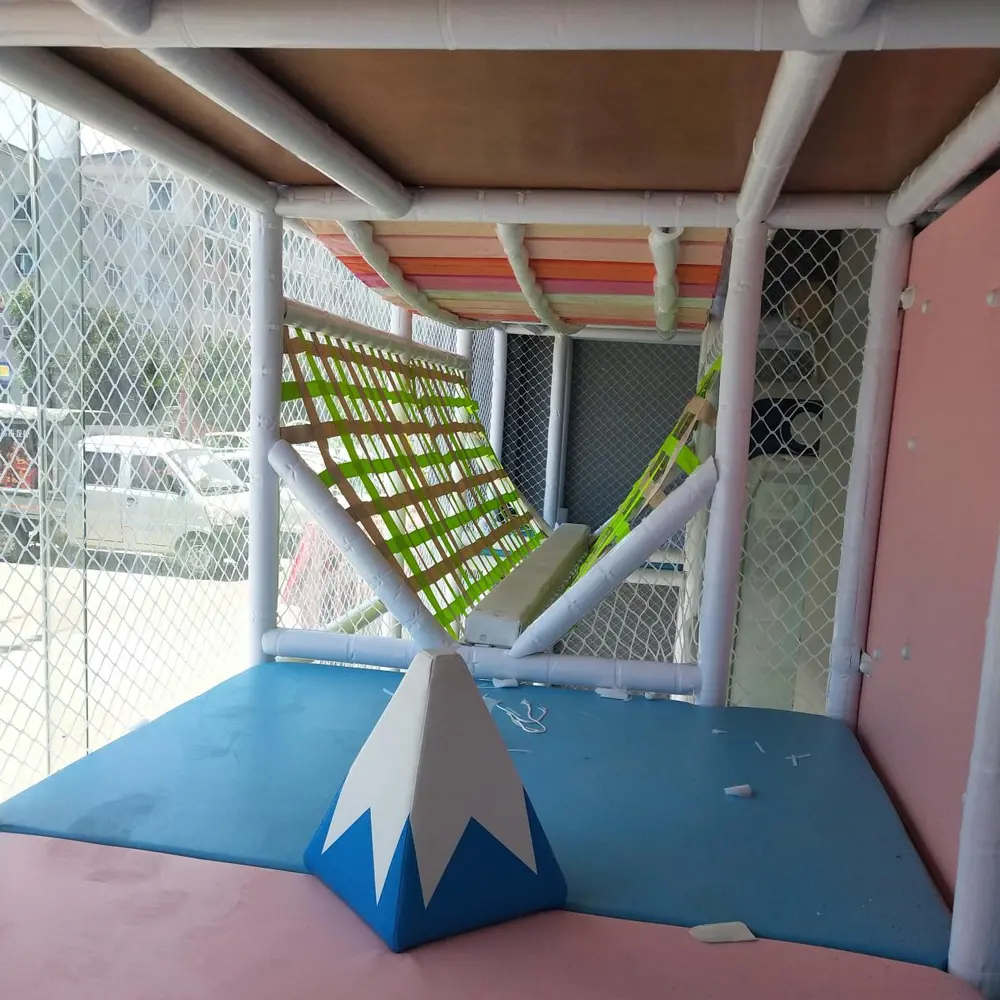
[494,698,548,734]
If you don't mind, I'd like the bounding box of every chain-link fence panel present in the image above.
[469,329,494,440]
[411,314,455,354]
[501,333,551,513]
[563,340,700,528]
[727,228,875,714]
[556,339,700,665]
[0,83,406,801]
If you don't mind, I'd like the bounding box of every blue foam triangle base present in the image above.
[304,789,567,952]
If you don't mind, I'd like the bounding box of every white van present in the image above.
[65,435,251,578]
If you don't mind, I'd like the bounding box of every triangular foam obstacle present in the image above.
[304,649,567,952]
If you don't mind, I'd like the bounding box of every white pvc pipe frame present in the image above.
[145,47,411,218]
[248,208,285,662]
[825,226,912,726]
[285,298,468,371]
[269,440,456,651]
[512,459,719,658]
[261,629,701,696]
[280,188,890,230]
[736,51,844,224]
[949,530,1000,999]
[489,328,507,460]
[9,0,1000,49]
[696,221,769,707]
[543,334,572,527]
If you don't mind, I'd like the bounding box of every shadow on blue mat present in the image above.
[0,660,950,967]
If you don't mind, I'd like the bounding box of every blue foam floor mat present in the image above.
[0,661,949,967]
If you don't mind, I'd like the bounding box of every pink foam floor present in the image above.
[0,833,975,1000]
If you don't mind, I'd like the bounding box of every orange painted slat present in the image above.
[394,257,518,278]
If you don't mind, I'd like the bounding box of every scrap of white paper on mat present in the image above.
[689,921,757,944]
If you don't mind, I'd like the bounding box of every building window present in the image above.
[105,213,125,241]
[202,191,219,228]
[82,256,93,282]
[203,284,214,307]
[12,194,33,222]
[203,234,215,263]
[148,180,173,212]
[13,245,34,276]
[228,288,239,314]
[226,244,240,270]
[105,263,124,290]
[160,233,177,258]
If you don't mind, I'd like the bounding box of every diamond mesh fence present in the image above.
[0,84,410,800]
[559,339,702,665]
[501,334,552,514]
[726,228,875,714]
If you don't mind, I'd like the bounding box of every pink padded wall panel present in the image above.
[860,172,1000,898]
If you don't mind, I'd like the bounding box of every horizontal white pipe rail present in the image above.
[798,0,873,37]
[949,531,1000,998]
[737,51,843,223]
[261,629,702,695]
[887,77,1000,226]
[511,458,719,658]
[269,440,456,651]
[284,299,470,370]
[279,187,889,229]
[507,324,702,346]
[71,0,151,34]
[0,47,274,212]
[146,48,412,218]
[826,225,912,726]
[6,0,1000,50]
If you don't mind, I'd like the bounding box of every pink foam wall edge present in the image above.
[860,170,1000,897]
[0,835,978,1000]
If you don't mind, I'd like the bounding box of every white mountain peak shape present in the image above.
[322,650,537,906]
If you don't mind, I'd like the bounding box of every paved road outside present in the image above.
[0,557,253,801]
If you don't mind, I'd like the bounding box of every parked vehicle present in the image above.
[214,441,329,555]
[64,435,251,578]
[0,403,85,562]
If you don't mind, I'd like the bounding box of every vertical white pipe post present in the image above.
[248,207,284,664]
[544,332,572,527]
[949,530,1000,999]
[387,303,413,639]
[557,334,574,519]
[390,304,412,342]
[696,221,769,706]
[456,327,473,361]
[826,225,912,725]
[676,317,722,663]
[490,326,508,459]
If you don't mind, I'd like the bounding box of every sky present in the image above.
[0,83,129,156]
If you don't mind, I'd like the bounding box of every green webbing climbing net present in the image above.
[576,355,721,578]
[281,324,544,635]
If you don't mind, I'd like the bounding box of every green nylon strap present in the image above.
[284,325,541,632]
[577,353,722,578]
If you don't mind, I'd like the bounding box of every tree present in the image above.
[7,282,182,422]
